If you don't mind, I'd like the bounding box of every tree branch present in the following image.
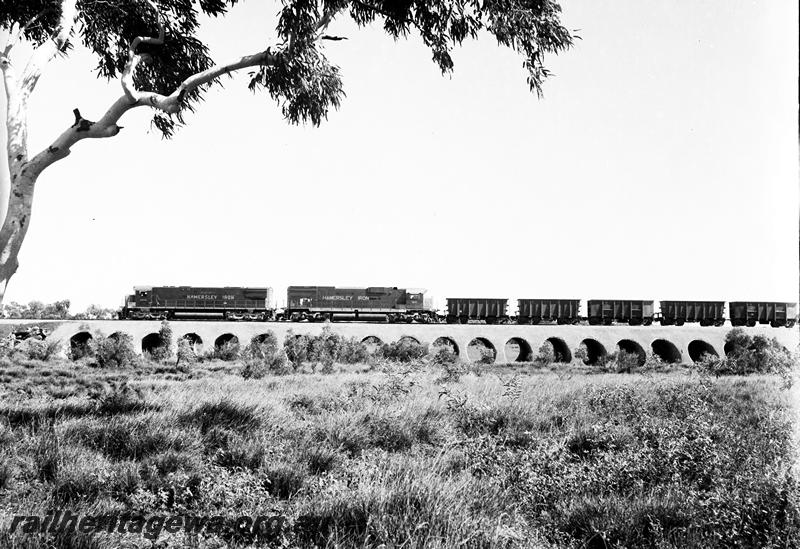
[25,48,278,176]
[20,0,78,98]
[121,0,165,102]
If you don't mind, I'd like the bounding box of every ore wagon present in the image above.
[284,286,435,322]
[658,301,725,326]
[446,298,508,324]
[728,301,797,328]
[517,299,580,324]
[120,286,274,320]
[587,299,654,326]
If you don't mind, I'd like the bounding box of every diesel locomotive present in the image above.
[284,286,436,323]
[118,285,797,327]
[119,286,274,320]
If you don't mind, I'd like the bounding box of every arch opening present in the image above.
[142,333,162,354]
[724,341,735,357]
[467,337,496,364]
[181,333,203,352]
[617,339,646,367]
[108,332,123,340]
[579,338,607,365]
[69,332,93,360]
[215,333,239,349]
[688,340,718,363]
[546,337,572,363]
[651,339,681,364]
[398,336,420,345]
[432,337,459,356]
[361,336,384,354]
[504,337,532,362]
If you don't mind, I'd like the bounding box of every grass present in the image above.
[0,355,797,548]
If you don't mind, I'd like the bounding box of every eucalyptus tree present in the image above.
[0,0,574,302]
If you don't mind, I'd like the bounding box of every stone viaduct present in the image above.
[21,320,800,364]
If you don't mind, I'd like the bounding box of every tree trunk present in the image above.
[0,166,36,303]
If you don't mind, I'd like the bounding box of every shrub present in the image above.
[697,329,795,376]
[283,328,370,369]
[573,344,589,364]
[147,321,173,361]
[91,332,137,368]
[432,345,458,366]
[380,339,428,363]
[534,341,556,367]
[212,340,241,361]
[16,338,62,361]
[241,332,293,378]
[609,350,642,373]
[175,337,196,371]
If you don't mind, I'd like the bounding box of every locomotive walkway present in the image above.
[7,320,798,364]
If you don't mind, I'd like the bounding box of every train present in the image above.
[118,286,798,328]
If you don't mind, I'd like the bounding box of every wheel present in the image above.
[642,318,653,326]
[675,319,685,327]
[459,316,468,325]
[446,316,456,324]
[747,320,756,328]
[787,319,796,328]
[485,316,496,325]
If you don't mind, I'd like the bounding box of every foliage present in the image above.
[90,332,138,368]
[71,304,117,320]
[283,328,370,371]
[144,320,173,362]
[175,337,197,371]
[13,337,62,361]
[696,329,795,376]
[379,339,429,363]
[241,332,293,378]
[534,341,556,367]
[1,299,71,319]
[212,340,241,361]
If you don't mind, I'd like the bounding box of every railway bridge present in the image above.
[19,320,800,364]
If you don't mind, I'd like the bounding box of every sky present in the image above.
[1,0,798,313]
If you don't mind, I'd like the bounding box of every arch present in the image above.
[688,340,718,363]
[215,333,239,349]
[108,331,123,340]
[467,337,496,364]
[432,336,459,356]
[651,339,681,364]
[361,336,383,354]
[398,336,420,345]
[546,337,572,363]
[142,333,162,354]
[69,332,93,360]
[504,337,532,362]
[253,332,277,345]
[579,338,607,365]
[724,341,735,357]
[616,339,646,367]
[181,333,203,352]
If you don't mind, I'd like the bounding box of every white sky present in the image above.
[1,0,798,312]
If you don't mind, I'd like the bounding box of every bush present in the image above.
[534,341,556,367]
[91,332,137,368]
[380,339,428,363]
[241,332,293,378]
[147,321,173,361]
[432,345,458,366]
[16,338,62,361]
[283,328,370,370]
[175,338,197,371]
[696,329,795,376]
[212,340,241,361]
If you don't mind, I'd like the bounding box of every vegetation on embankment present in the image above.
[0,341,797,548]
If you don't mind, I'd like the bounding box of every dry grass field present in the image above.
[0,350,797,548]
